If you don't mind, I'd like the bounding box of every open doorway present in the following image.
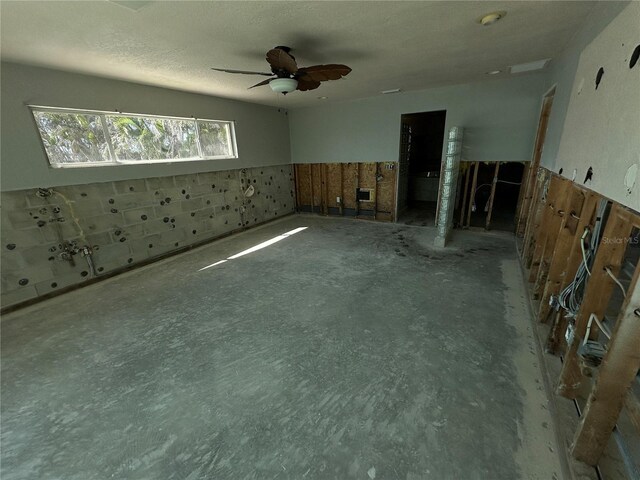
[396,110,447,226]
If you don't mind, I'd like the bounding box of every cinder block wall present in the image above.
[1,164,294,309]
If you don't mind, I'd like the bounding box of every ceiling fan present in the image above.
[212,46,351,95]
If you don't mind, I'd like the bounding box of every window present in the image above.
[30,107,237,168]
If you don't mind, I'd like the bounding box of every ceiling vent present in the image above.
[509,59,550,74]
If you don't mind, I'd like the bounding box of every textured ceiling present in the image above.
[0,1,598,108]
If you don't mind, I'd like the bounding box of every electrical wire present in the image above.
[581,230,592,276]
[604,266,627,298]
[497,180,522,185]
[558,199,608,317]
[584,313,611,342]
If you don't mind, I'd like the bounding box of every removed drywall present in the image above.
[1,165,294,309]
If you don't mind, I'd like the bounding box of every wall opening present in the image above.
[456,161,525,232]
[396,110,447,226]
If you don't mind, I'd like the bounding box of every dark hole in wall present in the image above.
[595,67,604,89]
[630,44,640,69]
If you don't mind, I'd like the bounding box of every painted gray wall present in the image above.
[1,62,291,192]
[540,1,630,172]
[289,74,549,166]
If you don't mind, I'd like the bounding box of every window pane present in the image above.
[198,121,233,157]
[105,116,199,161]
[33,111,110,165]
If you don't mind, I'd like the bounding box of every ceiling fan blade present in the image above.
[297,64,351,82]
[248,78,275,89]
[266,48,298,75]
[211,68,273,76]
[296,75,321,91]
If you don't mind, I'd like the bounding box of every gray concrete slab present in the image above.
[1,215,563,480]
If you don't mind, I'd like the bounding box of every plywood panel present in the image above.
[311,163,323,209]
[296,164,312,207]
[326,164,342,210]
[376,162,396,216]
[342,163,357,210]
[293,162,397,221]
[358,163,376,190]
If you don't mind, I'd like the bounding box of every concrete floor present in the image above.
[1,215,563,480]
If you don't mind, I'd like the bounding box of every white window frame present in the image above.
[29,105,238,168]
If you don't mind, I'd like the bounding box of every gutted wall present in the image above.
[1,165,294,308]
[0,62,291,191]
[0,63,294,309]
[541,2,639,210]
[289,74,549,166]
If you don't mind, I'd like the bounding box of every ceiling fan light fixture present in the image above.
[270,78,298,94]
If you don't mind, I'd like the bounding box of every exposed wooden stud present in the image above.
[557,204,635,399]
[292,162,398,222]
[340,163,344,215]
[466,162,479,228]
[537,185,587,321]
[625,391,640,434]
[545,193,600,353]
[514,162,529,235]
[293,165,300,211]
[355,162,360,217]
[308,164,314,214]
[522,169,548,265]
[571,261,640,465]
[485,162,501,230]
[528,175,564,284]
[517,93,554,236]
[321,164,328,215]
[533,177,570,299]
[459,164,471,227]
[373,163,379,220]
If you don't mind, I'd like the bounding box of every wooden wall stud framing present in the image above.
[340,163,345,215]
[485,162,501,230]
[308,164,314,214]
[514,162,529,234]
[522,169,549,266]
[557,204,636,399]
[459,164,471,228]
[533,177,570,300]
[571,259,640,465]
[466,162,479,228]
[544,193,600,353]
[528,175,563,283]
[536,185,587,321]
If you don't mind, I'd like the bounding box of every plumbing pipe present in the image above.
[81,246,98,277]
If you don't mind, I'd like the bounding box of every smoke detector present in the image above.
[477,11,506,26]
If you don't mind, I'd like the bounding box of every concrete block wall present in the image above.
[1,164,294,309]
